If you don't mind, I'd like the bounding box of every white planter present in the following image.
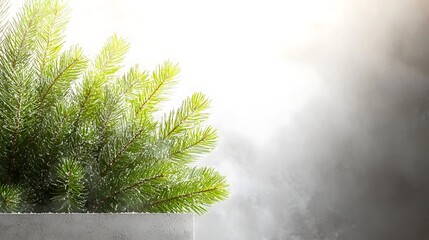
[0,213,194,240]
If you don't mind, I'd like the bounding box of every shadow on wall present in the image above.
[197,0,429,239]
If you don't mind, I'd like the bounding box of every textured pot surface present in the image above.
[0,213,194,240]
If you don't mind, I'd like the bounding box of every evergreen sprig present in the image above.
[0,0,229,214]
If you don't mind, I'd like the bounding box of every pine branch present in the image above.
[115,175,165,197]
[98,174,165,208]
[93,66,148,166]
[0,1,50,182]
[170,126,217,164]
[146,187,219,210]
[100,158,174,212]
[41,103,70,168]
[35,0,69,76]
[1,70,38,184]
[133,61,179,118]
[8,89,22,181]
[0,0,9,36]
[51,158,87,212]
[100,125,149,176]
[98,62,178,175]
[117,65,149,100]
[3,0,46,69]
[93,90,120,164]
[159,92,211,140]
[94,34,129,76]
[39,46,87,105]
[70,34,129,133]
[142,167,229,214]
[0,183,25,212]
[31,46,87,191]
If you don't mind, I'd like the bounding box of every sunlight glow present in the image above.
[11,0,341,144]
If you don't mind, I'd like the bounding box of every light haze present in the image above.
[10,0,429,239]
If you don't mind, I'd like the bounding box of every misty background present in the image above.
[10,0,429,239]
[195,0,429,239]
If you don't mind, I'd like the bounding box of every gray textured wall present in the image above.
[0,213,193,240]
[196,1,429,239]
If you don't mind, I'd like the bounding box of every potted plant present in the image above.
[0,0,229,239]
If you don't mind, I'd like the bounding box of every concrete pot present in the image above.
[0,213,194,240]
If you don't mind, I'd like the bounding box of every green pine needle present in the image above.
[0,184,25,212]
[0,0,229,214]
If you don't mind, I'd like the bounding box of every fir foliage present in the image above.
[0,0,229,214]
